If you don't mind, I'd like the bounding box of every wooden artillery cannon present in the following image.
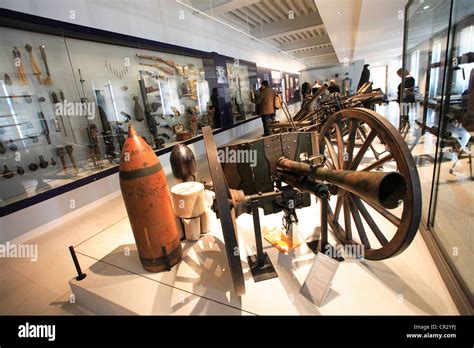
[270,82,387,134]
[202,103,421,296]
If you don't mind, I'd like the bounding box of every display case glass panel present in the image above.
[226,60,257,123]
[0,21,219,208]
[0,27,91,206]
[403,0,473,304]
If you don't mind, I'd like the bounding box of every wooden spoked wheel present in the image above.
[202,127,245,296]
[319,108,421,260]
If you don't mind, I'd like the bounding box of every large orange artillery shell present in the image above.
[119,124,182,272]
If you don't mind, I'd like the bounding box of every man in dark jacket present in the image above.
[255,80,276,136]
[357,64,371,91]
[327,79,341,94]
[397,68,416,103]
[210,87,222,128]
[302,81,312,100]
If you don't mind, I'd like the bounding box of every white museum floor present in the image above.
[0,185,459,315]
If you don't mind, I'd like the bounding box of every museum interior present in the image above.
[0,0,472,316]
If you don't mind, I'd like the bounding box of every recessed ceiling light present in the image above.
[337,10,342,15]
[423,5,430,9]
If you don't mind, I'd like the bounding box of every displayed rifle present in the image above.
[138,71,159,148]
[136,54,176,69]
[25,44,42,84]
[139,62,174,76]
[95,89,117,161]
[37,112,51,145]
[12,47,27,85]
[39,45,52,85]
[77,69,102,168]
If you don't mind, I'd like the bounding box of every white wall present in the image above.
[1,0,304,73]
[367,56,403,99]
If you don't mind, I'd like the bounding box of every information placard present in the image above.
[302,252,339,307]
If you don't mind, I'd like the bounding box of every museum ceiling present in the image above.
[188,0,339,67]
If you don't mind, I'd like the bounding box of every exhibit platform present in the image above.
[69,195,457,315]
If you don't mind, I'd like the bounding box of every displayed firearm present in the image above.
[136,54,176,69]
[39,45,52,85]
[51,92,67,136]
[95,89,117,161]
[12,47,27,85]
[114,122,126,151]
[78,68,102,168]
[38,111,51,145]
[138,71,159,148]
[25,44,42,84]
[59,89,77,143]
[139,62,174,76]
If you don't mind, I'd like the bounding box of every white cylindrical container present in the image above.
[183,217,201,241]
[200,210,210,234]
[170,182,206,218]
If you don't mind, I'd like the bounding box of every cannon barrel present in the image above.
[277,158,406,209]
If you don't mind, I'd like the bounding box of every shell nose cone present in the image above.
[128,124,138,138]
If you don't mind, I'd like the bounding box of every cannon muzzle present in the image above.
[277,158,406,209]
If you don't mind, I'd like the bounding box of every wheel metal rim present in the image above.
[319,108,421,260]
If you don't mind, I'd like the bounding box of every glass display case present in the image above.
[282,72,300,105]
[226,59,257,122]
[0,11,253,210]
[402,0,473,309]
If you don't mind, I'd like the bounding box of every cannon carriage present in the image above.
[203,96,421,295]
[202,92,421,296]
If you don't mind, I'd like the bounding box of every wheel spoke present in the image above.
[348,196,371,249]
[344,119,358,170]
[358,125,380,160]
[324,136,340,170]
[343,197,352,240]
[351,129,377,170]
[352,196,389,246]
[362,153,394,172]
[333,196,343,221]
[334,122,344,169]
[359,196,401,227]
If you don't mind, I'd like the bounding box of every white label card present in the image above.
[302,252,339,307]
